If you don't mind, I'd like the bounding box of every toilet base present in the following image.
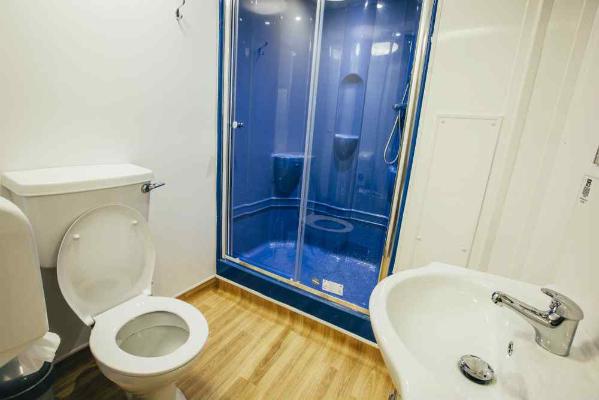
[175,387,187,400]
[125,384,186,400]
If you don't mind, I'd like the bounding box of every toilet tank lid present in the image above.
[1,164,153,197]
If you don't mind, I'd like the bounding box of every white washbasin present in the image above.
[370,263,599,400]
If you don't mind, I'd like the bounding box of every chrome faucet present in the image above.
[491,288,584,356]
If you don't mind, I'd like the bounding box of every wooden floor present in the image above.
[52,279,395,399]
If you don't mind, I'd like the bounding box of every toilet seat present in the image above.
[90,295,208,377]
[56,204,209,377]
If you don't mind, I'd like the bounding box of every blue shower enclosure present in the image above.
[224,0,421,311]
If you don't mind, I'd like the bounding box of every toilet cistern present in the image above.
[1,164,208,400]
[491,288,584,356]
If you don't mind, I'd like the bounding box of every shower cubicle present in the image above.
[219,0,433,315]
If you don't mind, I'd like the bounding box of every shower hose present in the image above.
[384,112,402,165]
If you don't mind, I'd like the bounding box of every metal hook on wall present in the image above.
[175,0,186,21]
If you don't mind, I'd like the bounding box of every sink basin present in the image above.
[369,263,599,400]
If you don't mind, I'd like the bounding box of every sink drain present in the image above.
[458,355,495,384]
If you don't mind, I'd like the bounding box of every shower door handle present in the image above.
[232,121,244,129]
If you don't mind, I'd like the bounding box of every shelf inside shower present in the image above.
[239,241,379,308]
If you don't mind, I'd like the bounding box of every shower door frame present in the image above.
[219,0,435,315]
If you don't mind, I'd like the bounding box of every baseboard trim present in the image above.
[175,275,218,299]
[54,342,90,364]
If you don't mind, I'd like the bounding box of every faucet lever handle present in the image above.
[541,288,584,321]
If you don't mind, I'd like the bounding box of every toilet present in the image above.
[1,164,209,400]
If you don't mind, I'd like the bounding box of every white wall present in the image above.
[0,0,218,298]
[397,0,599,345]
[397,0,530,268]
[488,0,599,341]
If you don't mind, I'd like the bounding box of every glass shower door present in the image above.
[296,0,421,309]
[227,0,317,278]
[225,0,425,311]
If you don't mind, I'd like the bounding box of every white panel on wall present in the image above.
[396,0,528,270]
[412,115,500,267]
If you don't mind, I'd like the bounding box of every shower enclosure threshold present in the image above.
[238,241,379,309]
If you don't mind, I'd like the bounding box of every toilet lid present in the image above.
[57,204,155,326]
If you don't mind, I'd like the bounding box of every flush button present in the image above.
[72,234,80,240]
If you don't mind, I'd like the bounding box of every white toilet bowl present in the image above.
[54,204,209,400]
[91,296,208,400]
